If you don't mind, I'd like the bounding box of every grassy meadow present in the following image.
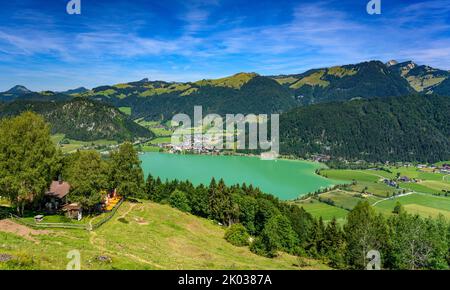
[0,201,328,270]
[51,134,119,153]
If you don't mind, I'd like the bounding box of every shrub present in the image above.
[250,237,276,258]
[224,224,250,247]
[169,190,191,212]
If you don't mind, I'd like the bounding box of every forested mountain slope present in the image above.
[279,95,450,162]
[0,98,153,141]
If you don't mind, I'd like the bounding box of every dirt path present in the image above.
[119,203,137,219]
[372,192,415,206]
[0,219,49,243]
[356,170,385,179]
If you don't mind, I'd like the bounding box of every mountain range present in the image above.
[1,59,449,162]
[2,60,449,120]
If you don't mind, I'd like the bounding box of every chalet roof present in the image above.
[62,203,81,211]
[46,181,70,199]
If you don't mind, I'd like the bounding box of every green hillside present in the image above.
[388,61,450,93]
[279,94,450,162]
[0,98,153,141]
[81,73,298,120]
[0,201,327,270]
[273,61,415,104]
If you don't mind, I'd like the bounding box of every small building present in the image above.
[62,203,82,221]
[398,176,411,182]
[34,215,44,223]
[44,179,71,212]
[383,179,397,187]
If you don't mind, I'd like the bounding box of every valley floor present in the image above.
[296,165,450,223]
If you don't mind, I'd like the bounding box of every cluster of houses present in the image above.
[311,154,331,163]
[382,176,420,188]
[43,178,120,221]
[416,163,450,174]
[158,134,222,155]
[439,164,450,174]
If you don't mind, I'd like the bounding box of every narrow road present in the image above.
[371,192,415,206]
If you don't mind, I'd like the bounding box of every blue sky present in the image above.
[0,0,449,91]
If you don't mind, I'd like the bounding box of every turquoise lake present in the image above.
[139,153,336,200]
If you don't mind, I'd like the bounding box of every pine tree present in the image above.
[323,218,346,268]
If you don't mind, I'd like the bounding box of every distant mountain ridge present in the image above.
[60,87,89,95]
[387,61,450,93]
[78,60,450,120]
[5,85,31,95]
[0,85,33,102]
[2,60,449,121]
[272,61,415,104]
[79,73,298,120]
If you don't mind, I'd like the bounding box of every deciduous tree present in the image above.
[0,112,57,215]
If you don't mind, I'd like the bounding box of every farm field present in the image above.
[119,107,132,116]
[295,199,348,222]
[373,193,450,218]
[320,170,380,182]
[149,127,173,136]
[321,169,396,197]
[148,137,172,145]
[141,145,161,152]
[50,134,118,153]
[319,190,382,210]
[0,201,328,270]
[135,119,174,137]
[302,166,450,221]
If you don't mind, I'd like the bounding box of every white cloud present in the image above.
[1,0,450,91]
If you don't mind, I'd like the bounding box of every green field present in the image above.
[149,127,173,137]
[373,193,450,218]
[0,201,328,270]
[141,145,162,152]
[319,190,381,210]
[400,182,446,195]
[148,137,172,144]
[134,118,160,127]
[322,169,396,197]
[307,166,450,221]
[321,170,381,183]
[51,134,65,145]
[51,135,119,153]
[295,199,348,221]
[119,107,132,116]
[134,118,174,138]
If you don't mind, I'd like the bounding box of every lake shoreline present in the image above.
[139,152,338,201]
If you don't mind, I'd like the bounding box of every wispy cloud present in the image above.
[0,0,449,91]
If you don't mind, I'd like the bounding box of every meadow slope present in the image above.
[0,201,328,270]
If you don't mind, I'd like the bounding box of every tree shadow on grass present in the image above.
[0,206,13,220]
